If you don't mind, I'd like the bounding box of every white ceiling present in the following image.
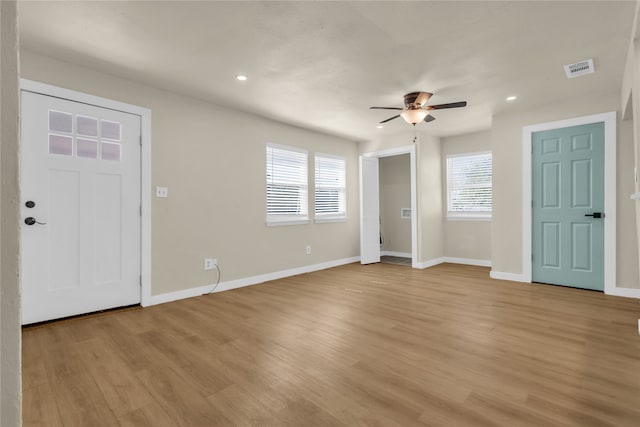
[17,1,635,142]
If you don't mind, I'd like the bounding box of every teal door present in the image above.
[532,122,605,291]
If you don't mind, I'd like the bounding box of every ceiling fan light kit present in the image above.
[370,91,467,127]
[400,109,429,124]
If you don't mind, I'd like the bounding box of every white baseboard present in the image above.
[381,251,412,258]
[148,256,361,306]
[415,257,491,269]
[606,287,640,299]
[415,257,446,269]
[147,283,212,306]
[443,257,491,267]
[146,256,640,306]
[490,270,528,282]
[488,271,640,299]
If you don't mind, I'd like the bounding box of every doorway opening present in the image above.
[379,153,412,266]
[360,145,417,267]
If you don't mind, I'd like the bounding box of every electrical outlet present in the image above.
[306,245,311,255]
[156,186,169,198]
[204,258,217,270]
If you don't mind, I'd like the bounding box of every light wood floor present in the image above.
[380,255,412,266]
[23,263,640,426]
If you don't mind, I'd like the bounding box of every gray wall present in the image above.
[379,154,411,254]
[360,132,444,265]
[417,133,444,263]
[441,130,492,262]
[361,131,491,265]
[621,6,640,288]
[617,118,639,288]
[362,98,637,290]
[20,50,361,297]
[0,1,21,425]
[491,91,639,289]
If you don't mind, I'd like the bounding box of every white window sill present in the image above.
[315,216,347,224]
[266,218,309,227]
[446,215,492,222]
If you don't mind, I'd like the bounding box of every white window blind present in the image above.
[266,143,308,225]
[314,154,346,221]
[446,152,492,218]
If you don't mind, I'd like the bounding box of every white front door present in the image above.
[21,90,142,324]
[360,156,380,264]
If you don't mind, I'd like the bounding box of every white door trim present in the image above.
[522,111,616,294]
[20,79,153,307]
[362,145,418,268]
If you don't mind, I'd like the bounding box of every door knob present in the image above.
[584,212,602,218]
[24,217,46,226]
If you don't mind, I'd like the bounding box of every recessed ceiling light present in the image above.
[506,95,517,101]
[377,125,383,129]
[236,74,248,81]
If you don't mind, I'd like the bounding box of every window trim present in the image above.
[265,142,309,227]
[446,151,492,221]
[314,152,347,223]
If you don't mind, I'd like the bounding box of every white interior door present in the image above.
[360,156,380,264]
[21,90,141,324]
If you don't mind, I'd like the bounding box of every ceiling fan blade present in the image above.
[380,114,401,124]
[424,114,436,122]
[427,101,467,110]
[370,106,403,110]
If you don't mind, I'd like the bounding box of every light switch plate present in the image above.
[156,186,168,198]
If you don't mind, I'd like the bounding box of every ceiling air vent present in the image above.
[564,59,595,79]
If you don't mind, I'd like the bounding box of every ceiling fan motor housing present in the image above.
[404,92,433,109]
[370,92,466,125]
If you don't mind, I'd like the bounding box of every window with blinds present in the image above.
[266,143,309,225]
[446,152,492,219]
[314,154,346,222]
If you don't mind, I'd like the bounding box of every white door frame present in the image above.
[20,79,153,307]
[361,145,418,268]
[522,112,616,295]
